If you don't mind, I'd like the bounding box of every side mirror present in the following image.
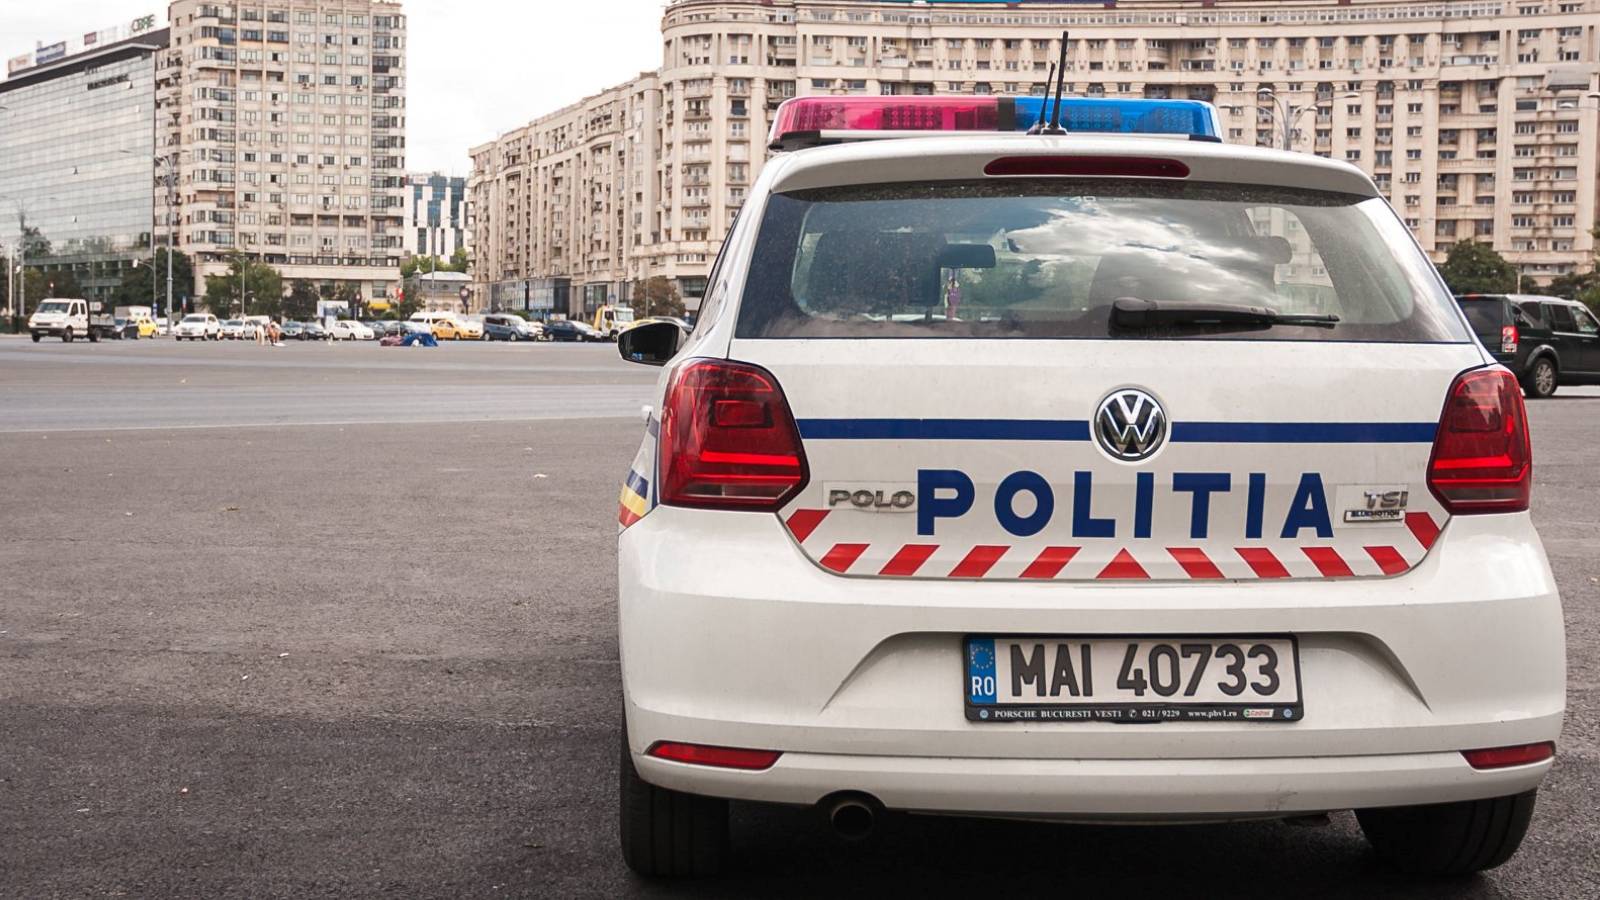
[618,320,687,366]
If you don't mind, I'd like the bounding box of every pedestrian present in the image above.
[944,274,962,320]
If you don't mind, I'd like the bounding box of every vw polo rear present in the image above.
[615,98,1564,878]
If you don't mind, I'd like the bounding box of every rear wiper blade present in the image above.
[1111,297,1340,329]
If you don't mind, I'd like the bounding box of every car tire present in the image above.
[31,333,41,343]
[619,726,728,878]
[1523,357,1558,399]
[63,327,74,343]
[1357,789,1537,876]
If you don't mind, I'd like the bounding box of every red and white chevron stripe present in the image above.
[781,508,1443,580]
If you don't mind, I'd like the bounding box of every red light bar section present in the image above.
[984,155,1191,179]
[646,741,782,771]
[1461,742,1555,770]
[771,96,1002,142]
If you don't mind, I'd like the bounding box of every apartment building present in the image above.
[470,76,663,316]
[161,0,407,303]
[470,0,1600,315]
[402,171,469,260]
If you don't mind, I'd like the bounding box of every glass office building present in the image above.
[0,30,168,302]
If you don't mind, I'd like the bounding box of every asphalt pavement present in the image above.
[0,337,1596,899]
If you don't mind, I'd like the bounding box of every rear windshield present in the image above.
[1458,297,1507,335]
[735,179,1469,343]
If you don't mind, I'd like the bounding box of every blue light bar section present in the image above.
[1012,97,1221,139]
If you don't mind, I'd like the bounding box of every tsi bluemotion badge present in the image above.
[611,92,1564,879]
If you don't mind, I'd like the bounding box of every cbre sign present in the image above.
[131,14,157,35]
[34,41,66,65]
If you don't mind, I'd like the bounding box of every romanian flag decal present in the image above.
[618,470,650,527]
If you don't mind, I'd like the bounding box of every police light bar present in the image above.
[1012,97,1221,140]
[769,96,1222,151]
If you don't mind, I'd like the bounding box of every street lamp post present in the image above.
[121,147,182,325]
[1227,89,1361,151]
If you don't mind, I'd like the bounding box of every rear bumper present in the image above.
[620,508,1564,815]
[635,748,1551,819]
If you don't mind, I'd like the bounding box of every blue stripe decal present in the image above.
[797,418,1091,442]
[795,418,1437,444]
[1170,422,1437,444]
[625,470,650,498]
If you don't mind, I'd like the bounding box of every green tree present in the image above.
[401,255,445,279]
[393,287,421,320]
[112,249,196,311]
[42,267,84,299]
[327,281,363,318]
[21,224,51,259]
[629,276,684,318]
[282,280,320,321]
[1437,240,1518,295]
[204,252,283,317]
[448,247,470,273]
[1545,226,1600,314]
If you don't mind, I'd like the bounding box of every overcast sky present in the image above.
[1,0,668,174]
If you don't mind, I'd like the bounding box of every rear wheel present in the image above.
[619,726,728,877]
[1357,790,1537,876]
[1524,357,1558,399]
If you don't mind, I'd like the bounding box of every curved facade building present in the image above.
[470,0,1600,315]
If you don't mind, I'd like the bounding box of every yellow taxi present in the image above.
[430,318,465,340]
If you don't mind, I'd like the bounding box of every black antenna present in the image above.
[1048,31,1070,132]
[1026,62,1057,134]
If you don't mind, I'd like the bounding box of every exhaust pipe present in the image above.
[826,794,878,841]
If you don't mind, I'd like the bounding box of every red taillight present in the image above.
[1501,324,1519,354]
[983,155,1191,179]
[659,359,808,511]
[1426,368,1531,514]
[1462,742,1554,770]
[646,741,782,771]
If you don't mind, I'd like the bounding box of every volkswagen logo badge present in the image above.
[1094,389,1168,462]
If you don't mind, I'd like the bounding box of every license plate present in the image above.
[965,635,1303,723]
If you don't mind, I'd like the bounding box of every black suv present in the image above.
[1456,294,1600,397]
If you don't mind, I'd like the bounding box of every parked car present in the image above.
[278,321,305,340]
[429,318,465,340]
[173,313,221,341]
[361,320,390,338]
[219,319,248,340]
[543,319,603,342]
[302,321,328,340]
[483,313,542,341]
[460,316,487,340]
[110,318,143,340]
[1456,293,1600,398]
[328,320,375,341]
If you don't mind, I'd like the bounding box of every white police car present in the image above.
[613,94,1563,878]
